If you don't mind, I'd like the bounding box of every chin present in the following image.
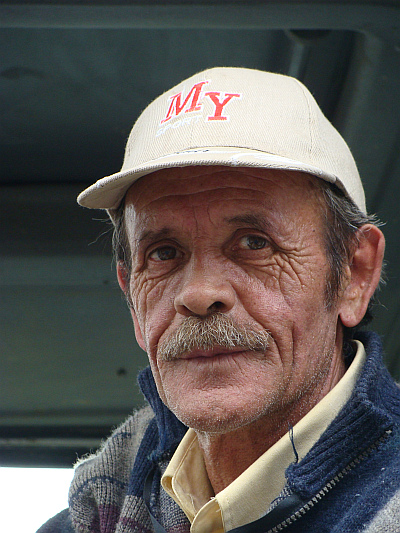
[167,396,271,435]
[176,411,249,435]
[155,368,285,434]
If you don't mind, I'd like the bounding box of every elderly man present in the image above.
[39,68,400,533]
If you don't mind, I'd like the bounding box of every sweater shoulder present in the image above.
[363,486,400,532]
[36,509,73,533]
[38,406,155,533]
[72,404,154,483]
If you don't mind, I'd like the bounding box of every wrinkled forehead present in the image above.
[121,166,327,245]
[123,165,321,213]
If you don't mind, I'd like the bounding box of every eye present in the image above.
[148,245,178,262]
[239,235,268,250]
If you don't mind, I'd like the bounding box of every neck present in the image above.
[196,417,287,494]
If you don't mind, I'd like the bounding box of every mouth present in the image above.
[178,346,252,360]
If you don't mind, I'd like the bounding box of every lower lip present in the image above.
[179,350,247,361]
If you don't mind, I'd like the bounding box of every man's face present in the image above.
[123,167,346,435]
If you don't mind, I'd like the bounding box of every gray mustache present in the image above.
[157,313,271,361]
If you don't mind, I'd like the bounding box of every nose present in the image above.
[174,258,236,317]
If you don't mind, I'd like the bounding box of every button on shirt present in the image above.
[161,341,366,533]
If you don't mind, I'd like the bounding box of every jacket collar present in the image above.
[286,330,397,498]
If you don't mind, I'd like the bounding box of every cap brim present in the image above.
[77,146,340,210]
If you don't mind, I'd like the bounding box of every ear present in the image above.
[338,224,385,328]
[116,261,146,351]
[117,260,129,294]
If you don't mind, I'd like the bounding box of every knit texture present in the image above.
[38,331,400,533]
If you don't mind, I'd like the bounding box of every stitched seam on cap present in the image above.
[293,78,313,158]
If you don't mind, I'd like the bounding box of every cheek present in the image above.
[274,251,329,314]
[235,254,334,353]
[233,258,320,323]
[130,274,180,351]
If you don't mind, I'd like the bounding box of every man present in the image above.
[39,68,400,533]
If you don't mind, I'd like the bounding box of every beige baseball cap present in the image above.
[77,67,366,214]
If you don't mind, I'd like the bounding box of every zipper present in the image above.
[266,429,393,532]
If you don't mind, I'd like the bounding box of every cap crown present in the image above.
[78,67,365,213]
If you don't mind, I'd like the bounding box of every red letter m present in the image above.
[161,81,209,124]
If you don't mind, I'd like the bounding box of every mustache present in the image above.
[157,313,271,362]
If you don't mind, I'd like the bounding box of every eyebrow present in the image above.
[133,227,174,253]
[224,213,272,233]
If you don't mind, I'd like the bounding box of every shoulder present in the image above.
[38,406,155,533]
[363,486,400,532]
[36,509,73,533]
[72,404,155,490]
[76,404,154,468]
